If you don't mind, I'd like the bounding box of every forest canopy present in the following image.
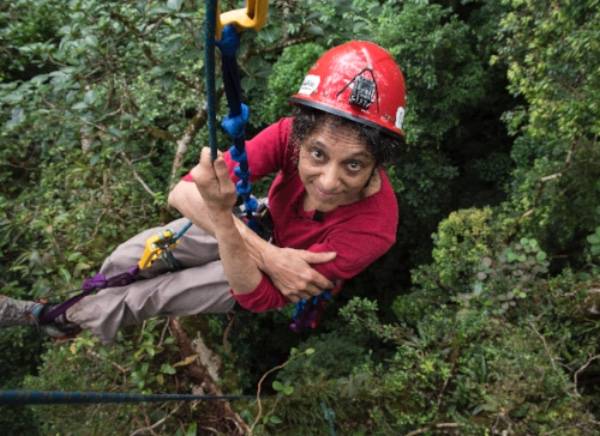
[1,0,599,434]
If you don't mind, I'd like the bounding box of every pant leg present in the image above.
[67,219,235,343]
[98,218,220,277]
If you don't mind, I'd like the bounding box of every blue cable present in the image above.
[0,390,252,405]
[166,0,219,247]
[205,0,218,161]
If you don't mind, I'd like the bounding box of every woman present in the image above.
[0,41,405,343]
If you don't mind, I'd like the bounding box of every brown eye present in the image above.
[347,161,363,172]
[310,148,325,161]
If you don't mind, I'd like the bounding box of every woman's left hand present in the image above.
[191,147,237,216]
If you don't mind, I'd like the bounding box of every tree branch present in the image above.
[168,318,250,435]
[519,140,577,222]
[119,151,157,197]
[110,11,200,91]
[129,403,182,436]
[405,422,461,436]
[249,350,312,434]
[528,321,559,373]
[167,88,225,190]
[168,106,208,189]
[574,354,600,396]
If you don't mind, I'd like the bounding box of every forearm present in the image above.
[168,180,217,234]
[211,212,263,294]
[234,218,273,270]
[169,179,272,269]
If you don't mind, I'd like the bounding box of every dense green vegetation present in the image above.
[1,0,598,434]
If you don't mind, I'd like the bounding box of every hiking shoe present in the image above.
[34,303,82,339]
[0,295,80,339]
[0,295,42,327]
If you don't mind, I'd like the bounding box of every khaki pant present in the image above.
[67,218,235,343]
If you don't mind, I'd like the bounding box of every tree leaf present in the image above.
[173,354,198,368]
[160,363,176,375]
[6,107,25,128]
[269,415,283,424]
[167,0,184,11]
[272,380,284,392]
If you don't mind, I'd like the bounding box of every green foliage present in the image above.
[0,0,68,81]
[1,0,599,434]
[496,0,600,257]
[456,237,550,316]
[278,330,372,387]
[587,226,600,259]
[425,207,496,291]
[0,327,43,434]
[22,319,198,434]
[1,150,163,300]
[374,0,486,146]
[467,151,513,184]
[267,266,600,434]
[254,43,324,125]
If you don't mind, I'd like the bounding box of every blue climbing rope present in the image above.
[173,220,193,242]
[216,25,259,227]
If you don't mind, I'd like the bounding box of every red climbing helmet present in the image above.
[290,41,406,138]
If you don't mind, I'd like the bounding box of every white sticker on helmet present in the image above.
[298,75,320,95]
[395,107,405,129]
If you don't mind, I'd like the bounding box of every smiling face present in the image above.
[298,120,377,212]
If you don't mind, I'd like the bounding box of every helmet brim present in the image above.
[289,96,404,140]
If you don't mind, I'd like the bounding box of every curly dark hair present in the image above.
[289,105,403,166]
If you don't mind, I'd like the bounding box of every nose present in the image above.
[319,164,342,192]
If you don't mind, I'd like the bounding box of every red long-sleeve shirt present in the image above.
[184,117,398,311]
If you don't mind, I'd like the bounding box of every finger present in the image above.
[301,250,337,264]
[296,291,313,301]
[195,148,216,182]
[199,147,212,167]
[304,284,323,297]
[190,163,202,183]
[304,270,333,290]
[213,156,231,184]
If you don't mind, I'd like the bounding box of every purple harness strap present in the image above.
[39,266,140,324]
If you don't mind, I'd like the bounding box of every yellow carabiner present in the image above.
[137,230,177,270]
[216,0,269,40]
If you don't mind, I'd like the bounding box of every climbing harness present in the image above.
[0,389,252,406]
